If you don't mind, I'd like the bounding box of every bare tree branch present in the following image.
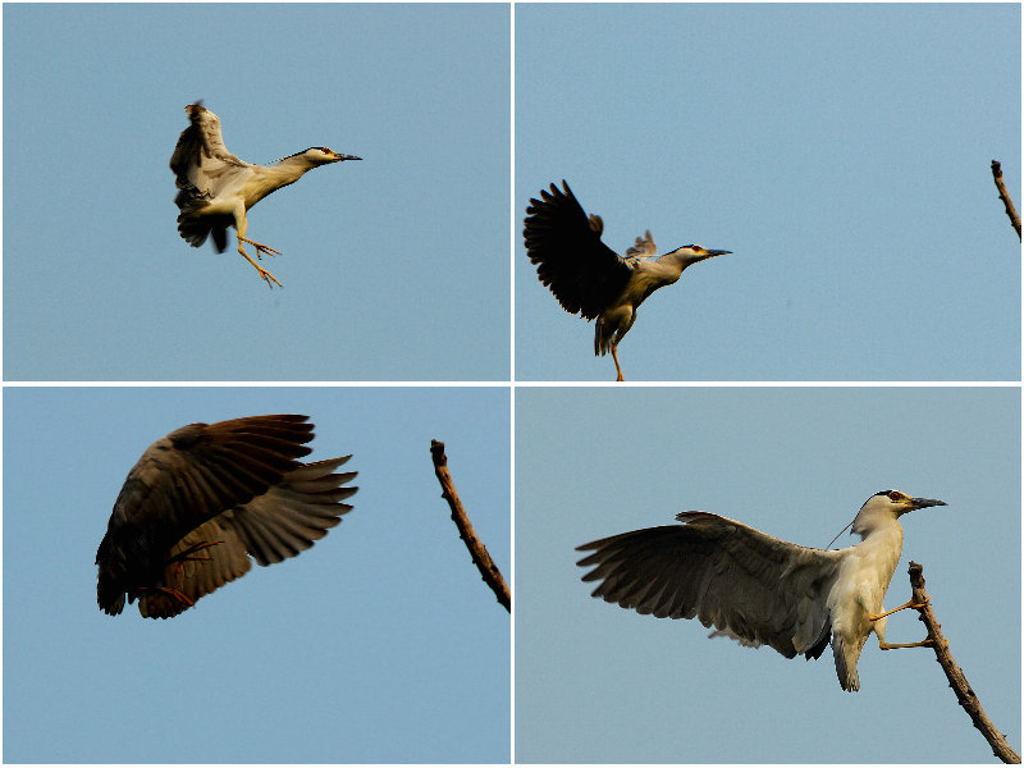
[990,160,1021,241]
[904,561,1019,763]
[429,439,510,612]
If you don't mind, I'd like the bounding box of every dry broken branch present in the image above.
[990,160,1021,241]
[905,561,1019,763]
[430,439,510,612]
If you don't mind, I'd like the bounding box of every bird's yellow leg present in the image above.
[168,540,223,568]
[142,585,195,609]
[879,638,934,650]
[872,595,933,650]
[234,208,282,287]
[612,345,625,382]
[237,241,283,288]
[869,596,929,622]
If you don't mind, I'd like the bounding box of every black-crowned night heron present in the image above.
[170,102,361,287]
[524,180,730,381]
[96,414,357,619]
[576,490,946,691]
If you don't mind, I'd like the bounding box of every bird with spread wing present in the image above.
[96,414,357,619]
[170,102,361,287]
[577,490,946,691]
[524,180,730,381]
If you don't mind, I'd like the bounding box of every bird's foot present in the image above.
[238,246,283,288]
[239,236,282,260]
[254,265,283,288]
[869,596,929,621]
[143,585,195,609]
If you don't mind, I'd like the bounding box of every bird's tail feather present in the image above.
[96,568,125,616]
[831,635,862,692]
[173,187,233,252]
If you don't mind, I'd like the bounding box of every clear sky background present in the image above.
[516,386,1019,763]
[516,3,1021,382]
[4,386,510,763]
[4,3,509,381]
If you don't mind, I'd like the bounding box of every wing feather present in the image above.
[169,102,251,249]
[96,415,315,614]
[139,520,251,619]
[169,102,248,199]
[524,180,633,319]
[221,456,357,566]
[136,456,358,617]
[577,511,842,659]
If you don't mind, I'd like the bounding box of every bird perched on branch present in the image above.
[576,489,946,691]
[170,102,361,287]
[96,414,357,619]
[524,180,730,381]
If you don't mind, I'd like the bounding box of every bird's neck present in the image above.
[634,258,684,285]
[269,155,320,184]
[851,517,904,581]
[244,158,317,207]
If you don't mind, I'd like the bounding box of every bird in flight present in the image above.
[170,102,361,287]
[524,180,729,381]
[96,414,357,618]
[577,490,945,690]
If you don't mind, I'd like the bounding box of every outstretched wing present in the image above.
[96,415,315,614]
[169,102,249,199]
[576,511,842,659]
[169,103,252,249]
[139,456,358,618]
[524,180,633,319]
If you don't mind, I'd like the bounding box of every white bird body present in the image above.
[827,510,904,690]
[577,489,945,691]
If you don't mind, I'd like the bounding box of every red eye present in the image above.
[888,491,902,501]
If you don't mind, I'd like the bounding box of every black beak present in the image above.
[909,497,946,509]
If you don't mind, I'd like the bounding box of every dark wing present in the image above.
[576,511,842,659]
[138,456,357,618]
[96,414,314,615]
[169,102,250,249]
[524,180,633,319]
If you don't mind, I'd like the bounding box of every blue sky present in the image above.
[516,3,1020,381]
[4,386,510,762]
[4,3,509,381]
[516,386,1019,763]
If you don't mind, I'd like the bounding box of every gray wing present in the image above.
[524,180,633,319]
[625,230,657,260]
[169,102,249,198]
[138,456,357,618]
[169,102,251,249]
[576,511,842,659]
[96,414,315,614]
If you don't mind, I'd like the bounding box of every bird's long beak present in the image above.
[909,497,946,510]
[705,249,732,257]
[334,153,362,161]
